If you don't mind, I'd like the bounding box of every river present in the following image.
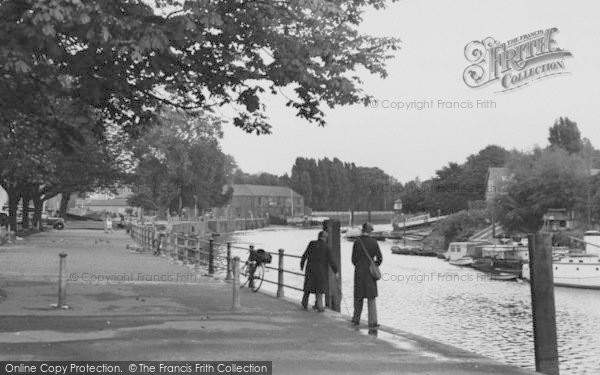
[214,225,600,375]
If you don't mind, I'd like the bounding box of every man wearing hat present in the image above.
[351,222,382,328]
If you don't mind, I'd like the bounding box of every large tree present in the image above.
[494,147,588,233]
[548,117,582,154]
[1,0,399,139]
[128,108,233,217]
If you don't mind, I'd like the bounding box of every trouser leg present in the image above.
[315,293,324,311]
[301,291,309,309]
[353,298,363,323]
[367,298,378,327]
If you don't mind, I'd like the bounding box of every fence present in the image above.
[128,222,306,298]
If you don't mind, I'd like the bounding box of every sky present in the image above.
[220,0,600,183]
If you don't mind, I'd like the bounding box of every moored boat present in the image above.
[490,272,519,281]
[449,256,474,266]
[522,231,600,289]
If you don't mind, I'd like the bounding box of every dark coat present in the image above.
[301,239,338,294]
[352,235,383,299]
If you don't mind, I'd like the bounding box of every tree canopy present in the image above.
[1,0,400,138]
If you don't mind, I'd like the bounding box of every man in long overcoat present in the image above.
[352,222,382,328]
[300,231,339,312]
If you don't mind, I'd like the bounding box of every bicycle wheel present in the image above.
[240,263,250,287]
[250,263,264,292]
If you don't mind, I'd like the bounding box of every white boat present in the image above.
[522,231,600,289]
[449,256,474,266]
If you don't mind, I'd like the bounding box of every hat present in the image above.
[362,222,374,233]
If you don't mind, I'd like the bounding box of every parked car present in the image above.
[44,216,65,230]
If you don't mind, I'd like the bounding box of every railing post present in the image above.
[225,242,233,280]
[57,253,68,308]
[277,249,285,298]
[208,239,215,275]
[195,237,201,271]
[232,257,241,309]
[173,233,178,260]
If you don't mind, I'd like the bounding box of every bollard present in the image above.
[208,239,215,275]
[57,253,68,308]
[232,257,241,309]
[528,233,559,375]
[277,249,285,298]
[225,243,233,280]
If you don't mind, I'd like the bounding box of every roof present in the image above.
[83,198,130,207]
[228,184,302,198]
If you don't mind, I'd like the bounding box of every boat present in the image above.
[449,256,474,266]
[391,246,412,255]
[490,272,519,281]
[472,257,494,272]
[522,231,600,289]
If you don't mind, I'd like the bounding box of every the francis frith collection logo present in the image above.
[463,28,572,92]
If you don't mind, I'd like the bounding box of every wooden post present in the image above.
[277,249,284,298]
[232,256,241,309]
[208,239,215,275]
[324,219,341,312]
[194,238,200,269]
[225,243,233,280]
[57,253,68,308]
[528,233,559,375]
[173,233,178,260]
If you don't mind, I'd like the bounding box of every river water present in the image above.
[215,226,600,375]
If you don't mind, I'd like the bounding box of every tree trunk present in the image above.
[21,189,31,229]
[32,191,43,230]
[59,192,71,218]
[7,184,19,232]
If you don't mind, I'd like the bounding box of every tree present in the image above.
[1,0,400,140]
[494,148,588,233]
[548,117,582,154]
[128,108,232,217]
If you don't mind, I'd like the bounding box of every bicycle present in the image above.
[240,248,272,292]
[152,233,166,256]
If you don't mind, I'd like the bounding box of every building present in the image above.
[218,184,304,219]
[485,167,513,203]
[543,208,574,232]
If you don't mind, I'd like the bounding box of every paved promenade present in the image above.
[0,229,537,374]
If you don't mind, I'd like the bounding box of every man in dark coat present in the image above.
[300,231,339,312]
[351,222,382,328]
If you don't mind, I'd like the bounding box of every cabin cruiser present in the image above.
[522,231,600,289]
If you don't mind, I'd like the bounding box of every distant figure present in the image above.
[300,231,339,312]
[351,222,382,328]
[104,214,113,234]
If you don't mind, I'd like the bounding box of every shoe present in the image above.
[368,323,380,329]
[350,320,359,326]
[312,305,318,310]
[301,303,308,310]
[317,308,325,312]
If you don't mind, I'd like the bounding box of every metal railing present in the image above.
[128,222,306,297]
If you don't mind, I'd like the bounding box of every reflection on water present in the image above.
[214,226,600,375]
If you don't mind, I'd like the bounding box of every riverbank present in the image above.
[0,230,535,374]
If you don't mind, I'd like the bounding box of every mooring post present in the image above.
[208,239,215,275]
[528,232,559,375]
[57,253,68,308]
[232,256,241,309]
[225,242,233,280]
[324,219,341,312]
[277,249,285,298]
